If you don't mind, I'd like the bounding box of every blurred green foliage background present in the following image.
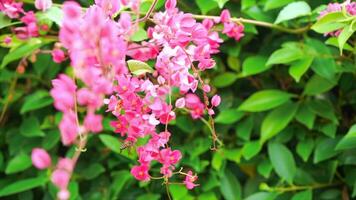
[0,0,356,199]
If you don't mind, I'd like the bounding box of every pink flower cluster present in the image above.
[318,1,356,36]
[0,0,53,39]
[42,0,233,197]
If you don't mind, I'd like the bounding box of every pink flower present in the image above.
[183,171,198,189]
[57,158,74,172]
[223,22,244,41]
[84,113,103,133]
[35,0,52,11]
[31,148,51,169]
[175,98,185,108]
[158,148,182,165]
[185,94,205,119]
[51,169,70,189]
[220,9,231,23]
[52,49,66,63]
[59,112,78,145]
[50,74,76,112]
[0,0,23,18]
[95,0,120,16]
[131,165,150,181]
[211,95,221,107]
[165,0,176,11]
[202,84,211,93]
[57,189,70,200]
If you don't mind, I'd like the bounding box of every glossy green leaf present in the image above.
[242,140,262,160]
[198,192,218,200]
[20,116,45,137]
[0,13,12,29]
[110,170,132,199]
[242,56,269,76]
[268,142,296,184]
[264,0,293,11]
[336,124,356,150]
[307,99,338,124]
[245,192,278,200]
[275,2,311,24]
[266,47,303,66]
[296,138,314,162]
[338,25,354,55]
[292,190,312,200]
[196,0,218,14]
[260,102,298,143]
[215,109,244,124]
[99,134,121,154]
[304,75,337,96]
[288,56,313,82]
[137,194,160,200]
[1,38,44,69]
[213,0,228,8]
[257,159,273,178]
[127,60,154,76]
[220,169,241,200]
[0,177,47,197]
[311,12,346,34]
[43,6,63,26]
[238,90,293,112]
[212,152,224,171]
[131,27,148,42]
[295,104,315,129]
[169,184,188,200]
[20,90,53,114]
[325,37,353,51]
[5,153,32,174]
[212,72,238,88]
[81,163,105,180]
[314,138,340,163]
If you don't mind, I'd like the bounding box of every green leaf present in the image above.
[127,60,154,76]
[264,0,294,11]
[238,90,293,112]
[325,37,353,52]
[1,38,44,69]
[336,124,356,150]
[137,194,160,200]
[130,27,148,42]
[20,116,45,137]
[110,170,132,199]
[306,38,337,80]
[245,192,278,200]
[195,0,218,14]
[5,153,32,174]
[338,25,354,55]
[198,192,218,200]
[215,109,244,124]
[0,13,12,29]
[81,163,105,180]
[20,90,53,114]
[227,56,240,72]
[43,6,63,26]
[213,0,228,8]
[266,48,303,66]
[307,99,338,124]
[0,177,47,197]
[212,152,224,171]
[236,116,253,141]
[169,184,188,200]
[242,140,262,160]
[288,56,314,82]
[99,134,121,154]
[268,142,296,184]
[292,190,312,200]
[314,138,340,163]
[311,12,346,34]
[212,72,238,88]
[295,105,315,129]
[242,56,269,76]
[296,138,314,162]
[220,169,241,200]
[275,2,311,24]
[257,159,273,178]
[260,102,298,143]
[304,75,337,96]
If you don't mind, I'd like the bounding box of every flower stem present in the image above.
[191,14,311,34]
[260,181,343,193]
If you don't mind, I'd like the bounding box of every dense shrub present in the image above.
[0,0,355,199]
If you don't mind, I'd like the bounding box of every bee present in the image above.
[120,141,133,153]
